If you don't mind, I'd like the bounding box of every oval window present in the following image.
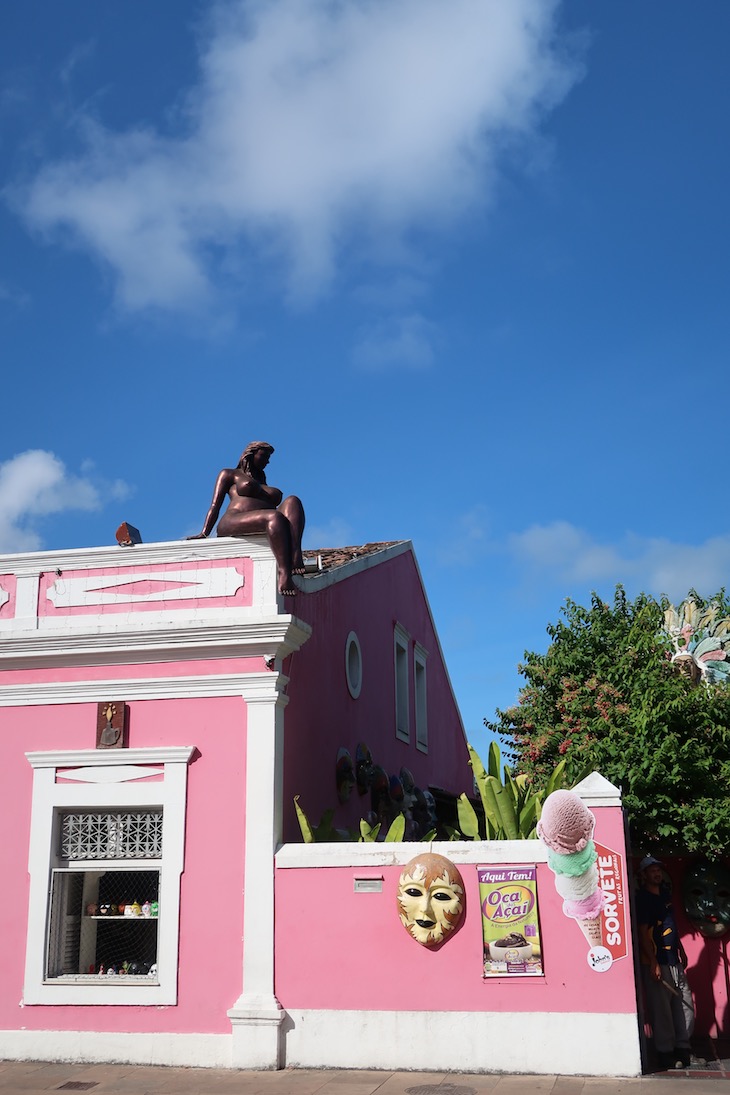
[345,631,362,699]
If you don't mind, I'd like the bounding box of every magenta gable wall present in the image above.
[275,807,636,1016]
[282,550,471,840]
[0,695,247,1035]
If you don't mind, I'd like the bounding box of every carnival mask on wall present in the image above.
[396,853,465,946]
[682,860,730,938]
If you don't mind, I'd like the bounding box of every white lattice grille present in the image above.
[59,811,163,860]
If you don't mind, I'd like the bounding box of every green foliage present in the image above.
[486,586,730,857]
[455,741,569,840]
[295,797,409,843]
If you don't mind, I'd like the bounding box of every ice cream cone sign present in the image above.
[538,790,606,956]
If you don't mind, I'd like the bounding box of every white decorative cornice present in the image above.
[0,535,272,578]
[0,670,289,707]
[26,746,196,769]
[0,617,311,670]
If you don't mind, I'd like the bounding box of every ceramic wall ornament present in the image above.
[96,701,128,749]
[389,774,404,808]
[336,748,356,803]
[422,790,438,830]
[682,860,730,938]
[370,765,392,827]
[355,743,373,795]
[396,853,465,947]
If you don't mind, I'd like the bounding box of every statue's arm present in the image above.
[186,469,232,539]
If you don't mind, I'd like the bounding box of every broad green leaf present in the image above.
[457,793,482,840]
[487,740,502,780]
[385,813,406,842]
[488,775,519,840]
[294,796,315,843]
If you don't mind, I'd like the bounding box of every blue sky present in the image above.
[1,1,729,764]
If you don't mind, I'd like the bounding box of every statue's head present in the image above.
[238,441,274,475]
[672,653,702,684]
[682,860,730,938]
[396,853,465,946]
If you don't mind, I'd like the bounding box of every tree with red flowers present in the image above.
[486,586,730,856]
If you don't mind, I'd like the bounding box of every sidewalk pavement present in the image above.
[1,1063,729,1095]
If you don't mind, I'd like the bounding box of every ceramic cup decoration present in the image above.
[86,903,98,917]
[151,901,159,917]
[124,904,134,917]
[142,900,151,918]
[396,853,465,946]
[130,900,142,917]
[99,903,110,916]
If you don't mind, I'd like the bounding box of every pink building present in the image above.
[0,535,641,1074]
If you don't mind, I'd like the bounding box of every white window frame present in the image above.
[414,642,428,754]
[345,630,362,699]
[24,747,194,1006]
[394,623,410,742]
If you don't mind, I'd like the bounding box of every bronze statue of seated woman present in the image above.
[187,441,305,596]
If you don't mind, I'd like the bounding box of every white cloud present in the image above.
[0,450,129,552]
[15,0,579,311]
[435,504,491,567]
[510,520,730,600]
[352,313,439,369]
[304,516,355,549]
[0,282,30,309]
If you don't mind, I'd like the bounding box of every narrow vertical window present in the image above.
[414,643,428,753]
[394,624,410,742]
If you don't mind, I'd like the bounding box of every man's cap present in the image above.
[639,855,663,872]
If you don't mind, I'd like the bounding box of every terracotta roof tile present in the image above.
[301,541,405,572]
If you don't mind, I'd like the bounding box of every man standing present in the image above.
[636,855,695,1070]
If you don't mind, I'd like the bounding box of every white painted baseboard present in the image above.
[0,1009,642,1076]
[281,1009,643,1077]
[0,1030,231,1069]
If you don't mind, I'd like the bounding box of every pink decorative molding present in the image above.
[38,558,252,616]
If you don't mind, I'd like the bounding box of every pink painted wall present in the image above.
[0,695,247,1035]
[282,550,472,841]
[634,856,730,1041]
[275,806,637,1016]
[0,573,17,617]
[0,657,261,687]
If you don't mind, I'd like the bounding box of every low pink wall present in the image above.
[275,806,636,1017]
[0,695,247,1035]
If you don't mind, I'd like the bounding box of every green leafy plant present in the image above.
[456,741,568,840]
[295,796,410,843]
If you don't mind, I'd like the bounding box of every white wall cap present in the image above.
[572,770,623,806]
[276,838,548,869]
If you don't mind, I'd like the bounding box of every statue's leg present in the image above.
[265,510,297,595]
[279,496,306,573]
